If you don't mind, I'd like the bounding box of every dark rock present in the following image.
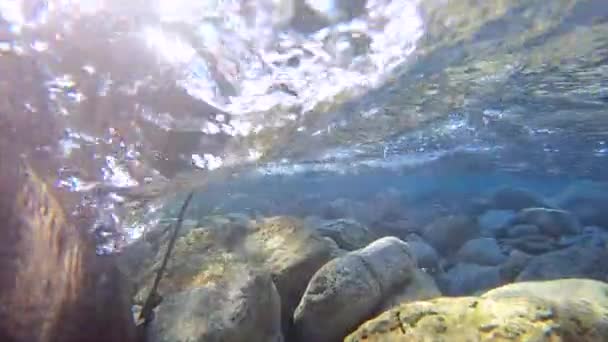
[498,250,533,282]
[455,238,507,266]
[477,210,516,237]
[517,241,608,282]
[511,208,582,237]
[422,215,479,256]
[555,183,608,227]
[506,224,541,238]
[500,234,560,255]
[316,219,377,250]
[403,237,440,272]
[437,263,502,296]
[489,187,550,211]
[322,198,361,220]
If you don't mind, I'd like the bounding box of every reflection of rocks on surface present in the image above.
[347,279,608,342]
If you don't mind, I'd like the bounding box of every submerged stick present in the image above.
[138,191,195,326]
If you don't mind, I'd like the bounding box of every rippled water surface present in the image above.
[1,0,608,249]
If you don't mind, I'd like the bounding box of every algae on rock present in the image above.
[347,278,608,342]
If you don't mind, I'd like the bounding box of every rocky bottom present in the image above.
[117,183,608,342]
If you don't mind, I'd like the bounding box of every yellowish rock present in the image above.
[346,279,608,342]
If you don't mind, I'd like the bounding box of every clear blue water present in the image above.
[1,0,607,247]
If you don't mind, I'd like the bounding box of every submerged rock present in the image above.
[316,218,377,250]
[437,263,502,296]
[403,237,440,272]
[498,249,533,282]
[248,216,334,333]
[422,215,479,256]
[380,269,441,311]
[455,237,507,266]
[322,198,368,222]
[347,278,608,342]
[147,266,283,342]
[511,208,582,237]
[124,215,334,338]
[500,234,560,255]
[477,209,516,236]
[554,181,608,227]
[505,223,541,237]
[489,187,550,211]
[517,241,608,282]
[293,237,416,342]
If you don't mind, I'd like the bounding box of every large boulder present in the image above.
[455,237,507,266]
[123,215,334,338]
[316,219,377,250]
[517,241,608,282]
[293,237,417,342]
[147,266,283,342]
[510,208,582,237]
[247,216,335,332]
[421,215,479,256]
[347,279,608,342]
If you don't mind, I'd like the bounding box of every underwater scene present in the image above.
[2,0,608,341]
